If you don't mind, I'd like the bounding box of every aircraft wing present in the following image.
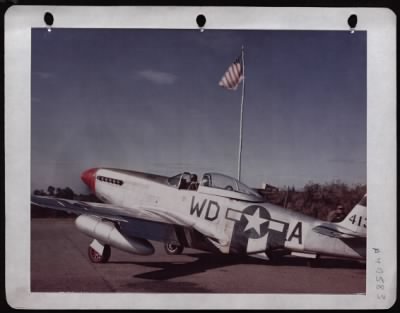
[312,223,364,239]
[31,195,229,246]
[31,195,190,243]
[31,195,173,224]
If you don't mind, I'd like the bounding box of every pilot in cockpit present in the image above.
[188,174,199,190]
[178,175,189,189]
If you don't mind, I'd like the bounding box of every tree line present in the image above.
[257,180,366,220]
[31,186,101,218]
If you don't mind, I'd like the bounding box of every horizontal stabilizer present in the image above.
[312,224,362,239]
[313,194,367,239]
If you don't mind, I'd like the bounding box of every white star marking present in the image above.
[243,207,267,235]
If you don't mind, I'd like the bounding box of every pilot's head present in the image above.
[191,174,197,182]
[337,205,344,214]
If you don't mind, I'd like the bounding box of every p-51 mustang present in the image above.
[31,168,366,264]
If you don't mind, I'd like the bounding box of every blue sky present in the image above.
[31,29,366,193]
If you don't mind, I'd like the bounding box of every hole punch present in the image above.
[196,14,206,32]
[44,12,54,32]
[348,14,357,34]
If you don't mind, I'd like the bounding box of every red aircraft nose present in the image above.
[81,168,98,191]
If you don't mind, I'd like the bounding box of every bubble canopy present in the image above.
[168,172,263,202]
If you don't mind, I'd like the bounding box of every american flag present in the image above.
[218,55,243,90]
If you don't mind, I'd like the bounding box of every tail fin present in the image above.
[336,194,367,237]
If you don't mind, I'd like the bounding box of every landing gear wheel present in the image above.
[164,242,184,255]
[88,244,111,263]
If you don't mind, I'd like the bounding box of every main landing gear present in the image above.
[87,240,111,263]
[164,241,184,255]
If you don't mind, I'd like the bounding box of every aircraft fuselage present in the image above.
[89,168,365,260]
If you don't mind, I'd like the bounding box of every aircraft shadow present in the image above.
[123,254,264,281]
[109,253,365,281]
[264,255,366,269]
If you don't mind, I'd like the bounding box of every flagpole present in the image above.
[237,46,245,181]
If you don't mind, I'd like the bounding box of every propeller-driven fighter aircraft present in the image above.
[31,168,366,264]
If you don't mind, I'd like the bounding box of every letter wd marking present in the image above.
[190,197,207,217]
[205,200,220,221]
[190,196,220,221]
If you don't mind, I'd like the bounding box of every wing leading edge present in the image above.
[31,195,185,243]
[31,195,170,224]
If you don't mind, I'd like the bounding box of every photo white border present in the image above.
[5,6,396,309]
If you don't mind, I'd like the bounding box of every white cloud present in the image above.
[136,69,177,85]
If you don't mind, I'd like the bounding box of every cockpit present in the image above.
[167,172,263,202]
[167,172,199,190]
